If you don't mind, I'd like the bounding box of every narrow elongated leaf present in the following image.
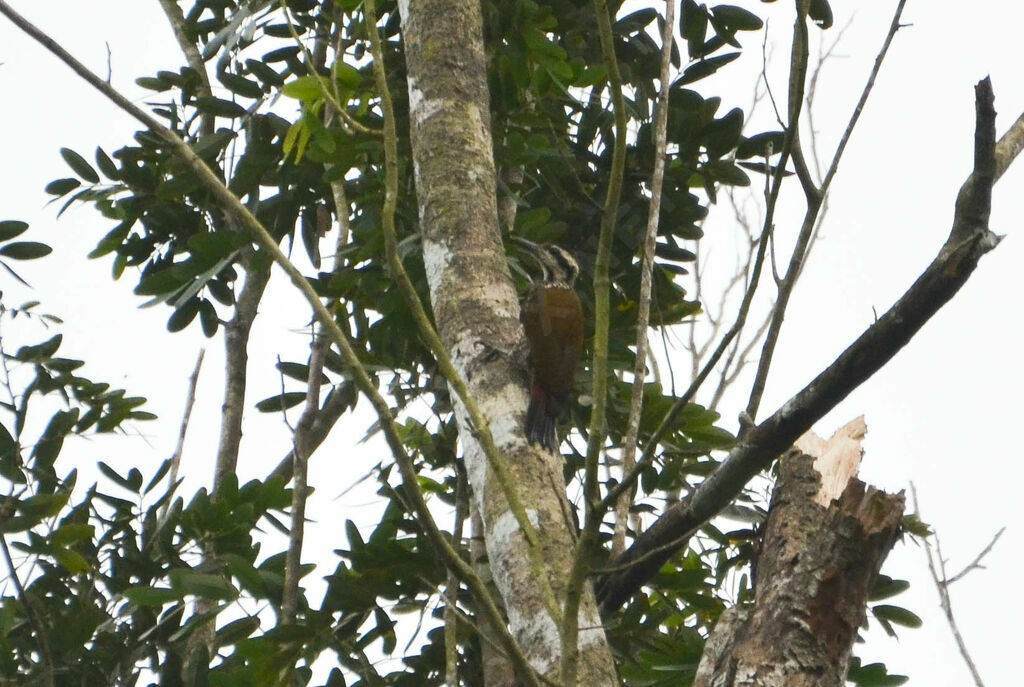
[872,604,922,628]
[54,547,91,574]
[282,75,321,102]
[712,5,763,31]
[14,334,62,362]
[94,147,119,180]
[254,392,307,412]
[125,586,183,607]
[60,148,100,183]
[0,220,29,241]
[194,97,247,118]
[31,409,79,468]
[169,569,238,601]
[45,178,80,196]
[678,52,741,85]
[0,242,52,260]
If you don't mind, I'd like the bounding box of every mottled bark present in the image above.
[694,449,903,687]
[398,0,616,682]
[214,259,270,490]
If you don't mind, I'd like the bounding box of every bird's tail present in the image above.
[525,386,563,452]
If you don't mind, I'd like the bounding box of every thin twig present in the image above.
[911,485,987,687]
[561,0,630,679]
[156,0,214,133]
[281,328,328,622]
[605,0,815,507]
[614,0,676,556]
[946,527,1005,585]
[161,349,205,519]
[744,0,909,423]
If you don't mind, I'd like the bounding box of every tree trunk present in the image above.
[398,0,617,682]
[695,422,903,686]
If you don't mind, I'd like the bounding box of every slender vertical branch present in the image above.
[614,0,676,556]
[559,0,629,681]
[281,329,328,622]
[584,0,628,505]
[744,0,908,422]
[156,0,214,133]
[912,486,989,687]
[214,258,270,491]
[162,349,204,518]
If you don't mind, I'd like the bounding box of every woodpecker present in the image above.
[520,243,583,452]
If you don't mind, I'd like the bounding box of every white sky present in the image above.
[1,2,1022,685]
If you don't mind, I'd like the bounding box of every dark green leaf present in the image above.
[17,491,70,522]
[0,242,52,260]
[868,575,910,602]
[616,8,659,34]
[54,547,91,574]
[712,5,763,31]
[168,297,201,333]
[192,130,237,159]
[136,76,172,91]
[95,147,120,180]
[737,131,786,159]
[52,523,94,545]
[680,0,708,58]
[263,46,302,63]
[199,299,219,338]
[810,0,834,29]
[246,59,284,87]
[254,392,307,412]
[654,241,696,262]
[703,107,744,157]
[88,220,133,259]
[215,617,261,648]
[45,178,80,196]
[135,268,186,297]
[98,461,143,493]
[301,208,321,269]
[848,662,909,686]
[44,179,80,197]
[169,569,238,601]
[31,409,78,469]
[60,148,100,183]
[194,97,247,118]
[218,71,264,98]
[14,334,62,362]
[124,586,183,607]
[678,52,741,85]
[871,604,922,628]
[276,361,329,385]
[0,220,29,241]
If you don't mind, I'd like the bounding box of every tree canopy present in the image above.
[0,0,1012,685]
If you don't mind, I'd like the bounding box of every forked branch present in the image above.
[597,77,1010,614]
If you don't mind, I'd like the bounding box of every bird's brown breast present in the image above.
[521,285,583,395]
